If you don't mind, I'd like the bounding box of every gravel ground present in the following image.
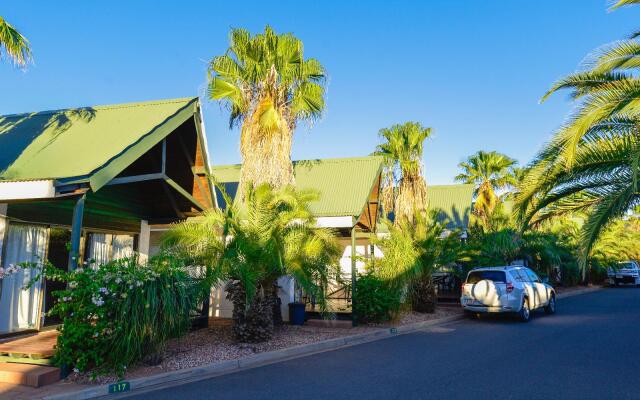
[67,306,462,385]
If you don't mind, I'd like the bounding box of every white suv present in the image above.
[461,266,556,322]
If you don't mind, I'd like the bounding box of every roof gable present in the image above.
[0,98,198,186]
[210,156,384,218]
[426,184,474,229]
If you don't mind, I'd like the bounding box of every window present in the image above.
[525,269,540,283]
[512,269,530,283]
[466,270,506,284]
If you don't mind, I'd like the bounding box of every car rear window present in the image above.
[466,270,506,284]
[618,262,635,269]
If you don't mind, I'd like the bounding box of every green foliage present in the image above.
[164,184,340,342]
[208,26,325,130]
[374,122,432,225]
[0,16,31,67]
[25,256,204,377]
[456,150,518,230]
[515,2,640,274]
[374,212,463,312]
[353,273,401,324]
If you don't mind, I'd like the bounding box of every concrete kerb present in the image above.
[43,287,601,400]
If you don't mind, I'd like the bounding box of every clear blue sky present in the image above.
[2,1,639,184]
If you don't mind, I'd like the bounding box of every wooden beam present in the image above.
[176,130,210,209]
[161,181,185,219]
[105,173,164,186]
[163,176,206,211]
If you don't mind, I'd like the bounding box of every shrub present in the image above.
[353,273,401,324]
[27,255,205,377]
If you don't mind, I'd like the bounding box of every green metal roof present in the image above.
[426,184,474,229]
[0,97,199,190]
[210,156,383,218]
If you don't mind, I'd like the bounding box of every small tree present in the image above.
[375,212,462,313]
[164,184,340,342]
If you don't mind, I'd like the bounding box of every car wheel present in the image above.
[463,310,477,319]
[518,297,531,322]
[544,294,556,315]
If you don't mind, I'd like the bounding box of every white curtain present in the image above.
[87,233,111,267]
[0,224,48,334]
[111,235,134,260]
[87,233,134,267]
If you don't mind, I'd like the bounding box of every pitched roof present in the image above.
[210,156,383,218]
[426,184,475,229]
[0,97,199,190]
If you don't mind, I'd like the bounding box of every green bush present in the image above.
[353,273,401,324]
[26,255,205,377]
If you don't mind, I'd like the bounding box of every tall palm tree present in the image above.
[0,16,31,67]
[207,26,326,198]
[374,122,432,225]
[455,151,517,229]
[163,184,340,342]
[515,2,640,277]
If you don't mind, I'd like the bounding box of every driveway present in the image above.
[127,288,640,400]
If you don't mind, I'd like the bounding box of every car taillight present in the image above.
[461,283,466,292]
[506,282,514,293]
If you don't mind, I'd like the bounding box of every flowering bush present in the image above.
[28,255,206,377]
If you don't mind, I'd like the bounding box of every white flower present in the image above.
[121,293,128,299]
[73,368,80,373]
[75,267,84,274]
[98,287,109,294]
[115,277,122,284]
[91,295,104,307]
[69,281,78,289]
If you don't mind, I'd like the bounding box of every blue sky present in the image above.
[2,1,639,184]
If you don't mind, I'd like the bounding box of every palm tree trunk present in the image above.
[395,175,427,226]
[238,114,295,198]
[410,276,437,313]
[226,280,276,343]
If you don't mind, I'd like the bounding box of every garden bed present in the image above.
[66,306,462,385]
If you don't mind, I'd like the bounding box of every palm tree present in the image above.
[514,2,640,277]
[455,151,517,229]
[376,212,462,313]
[163,184,340,342]
[611,0,640,10]
[207,26,326,198]
[374,122,432,225]
[0,16,31,67]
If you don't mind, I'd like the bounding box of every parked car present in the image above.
[607,261,640,287]
[460,266,556,322]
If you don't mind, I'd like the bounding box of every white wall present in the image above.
[0,204,6,266]
[138,220,150,263]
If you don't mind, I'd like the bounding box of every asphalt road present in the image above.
[128,288,640,400]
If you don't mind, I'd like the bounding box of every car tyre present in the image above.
[544,294,556,315]
[463,310,477,319]
[518,297,531,322]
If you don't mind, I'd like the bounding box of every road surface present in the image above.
[128,288,640,400]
